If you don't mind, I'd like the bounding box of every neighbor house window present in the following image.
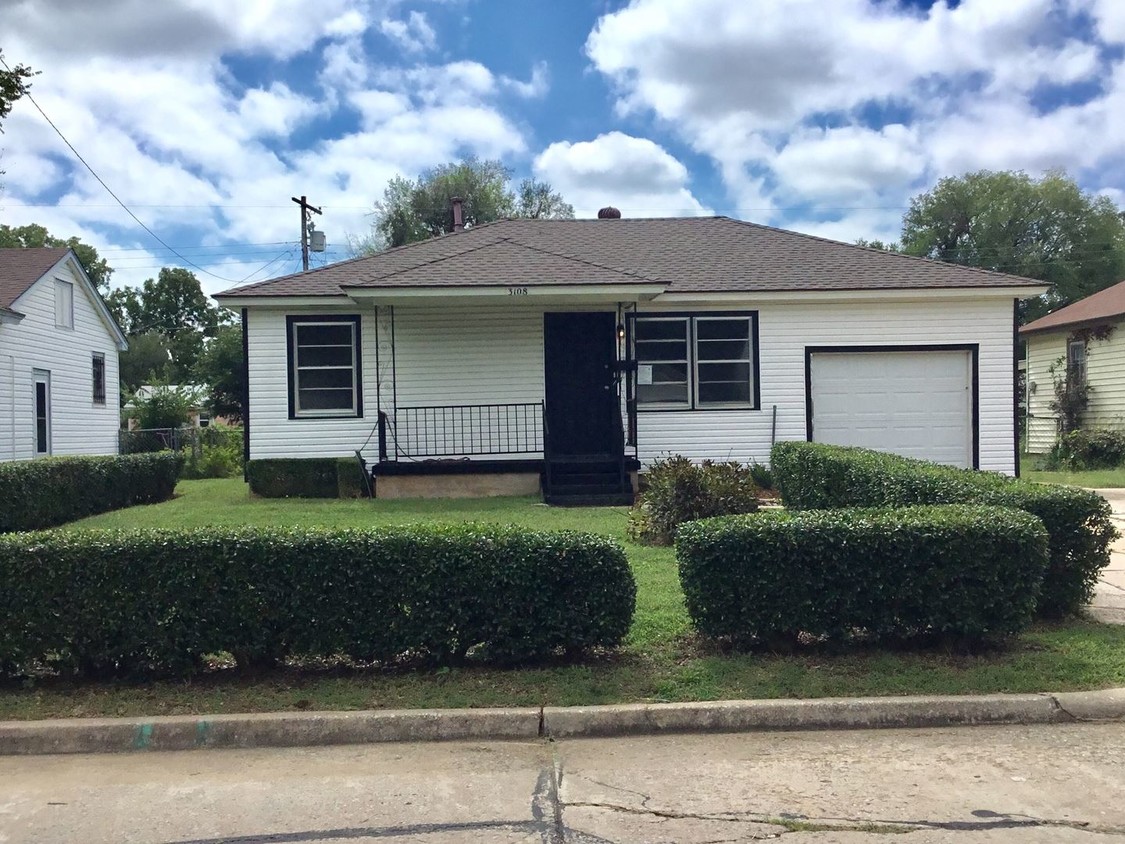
[54,280,74,329]
[1067,339,1086,387]
[287,315,362,418]
[634,313,758,410]
[92,353,106,405]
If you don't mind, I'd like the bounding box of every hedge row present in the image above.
[0,453,182,532]
[0,525,636,677]
[770,443,1115,617]
[246,457,367,498]
[677,505,1049,644]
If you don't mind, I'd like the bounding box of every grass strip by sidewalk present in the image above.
[2,622,1122,720]
[0,478,1121,720]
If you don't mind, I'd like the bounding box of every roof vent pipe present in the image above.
[598,206,621,219]
[451,197,464,232]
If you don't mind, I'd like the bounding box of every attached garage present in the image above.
[806,346,977,468]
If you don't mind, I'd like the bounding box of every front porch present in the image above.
[371,400,639,503]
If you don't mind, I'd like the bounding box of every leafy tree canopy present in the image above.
[118,332,172,399]
[193,324,244,423]
[108,267,229,382]
[369,157,574,250]
[0,223,114,291]
[899,170,1125,322]
[0,51,35,132]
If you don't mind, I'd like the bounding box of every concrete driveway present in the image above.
[1088,489,1125,624]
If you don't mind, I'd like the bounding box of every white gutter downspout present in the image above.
[6,352,13,460]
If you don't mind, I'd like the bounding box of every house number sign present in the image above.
[507,286,529,295]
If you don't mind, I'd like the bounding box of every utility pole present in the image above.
[291,195,322,271]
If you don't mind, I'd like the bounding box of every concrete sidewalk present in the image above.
[1087,488,1125,624]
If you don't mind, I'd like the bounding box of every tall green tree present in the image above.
[193,325,244,422]
[118,332,172,398]
[109,268,226,384]
[900,170,1125,322]
[132,267,222,378]
[515,178,574,220]
[0,224,114,291]
[369,157,574,250]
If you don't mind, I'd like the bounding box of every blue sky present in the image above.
[3,0,1125,294]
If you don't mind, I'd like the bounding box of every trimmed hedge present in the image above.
[770,442,1116,617]
[0,525,636,677]
[0,453,181,532]
[246,457,367,498]
[676,505,1049,645]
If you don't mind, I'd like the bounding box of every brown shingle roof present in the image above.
[215,217,1042,299]
[1019,279,1125,335]
[0,248,70,310]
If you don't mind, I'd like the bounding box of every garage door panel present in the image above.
[809,349,973,468]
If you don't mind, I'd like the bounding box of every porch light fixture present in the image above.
[617,321,626,340]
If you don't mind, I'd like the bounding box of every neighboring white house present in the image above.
[0,248,128,461]
[1021,278,1125,453]
[214,212,1047,502]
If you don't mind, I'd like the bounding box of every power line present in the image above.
[0,56,260,284]
[96,241,298,253]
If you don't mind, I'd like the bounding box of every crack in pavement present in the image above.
[562,801,911,835]
[562,800,1125,838]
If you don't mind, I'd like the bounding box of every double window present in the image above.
[287,315,362,418]
[633,313,758,409]
[92,353,106,405]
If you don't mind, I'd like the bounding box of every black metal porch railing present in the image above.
[390,403,544,458]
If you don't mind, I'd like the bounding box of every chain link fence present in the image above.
[120,426,243,478]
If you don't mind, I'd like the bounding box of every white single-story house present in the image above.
[214,210,1046,503]
[1021,278,1125,453]
[0,248,129,461]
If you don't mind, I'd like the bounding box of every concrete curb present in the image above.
[0,708,541,756]
[1,689,1122,756]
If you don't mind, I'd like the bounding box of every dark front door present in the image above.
[544,312,618,456]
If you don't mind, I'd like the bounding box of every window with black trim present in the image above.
[92,352,106,405]
[287,316,361,417]
[634,313,758,410]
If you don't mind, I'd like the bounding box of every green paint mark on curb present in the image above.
[195,721,212,746]
[133,723,153,750]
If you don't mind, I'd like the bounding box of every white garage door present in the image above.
[809,349,974,468]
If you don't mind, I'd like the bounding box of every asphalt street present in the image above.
[2,722,1123,843]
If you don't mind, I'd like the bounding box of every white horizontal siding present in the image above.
[246,307,381,460]
[0,261,121,461]
[1025,331,1062,454]
[246,296,1020,475]
[1084,323,1125,429]
[635,298,1019,474]
[390,304,545,457]
[1025,319,1125,454]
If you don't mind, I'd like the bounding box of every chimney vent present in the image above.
[597,206,621,219]
[451,196,464,232]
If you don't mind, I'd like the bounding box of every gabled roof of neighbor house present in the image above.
[1020,279,1125,335]
[0,247,72,313]
[0,247,129,349]
[215,216,1043,299]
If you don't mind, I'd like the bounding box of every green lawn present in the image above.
[1021,456,1125,488]
[1,477,1123,720]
